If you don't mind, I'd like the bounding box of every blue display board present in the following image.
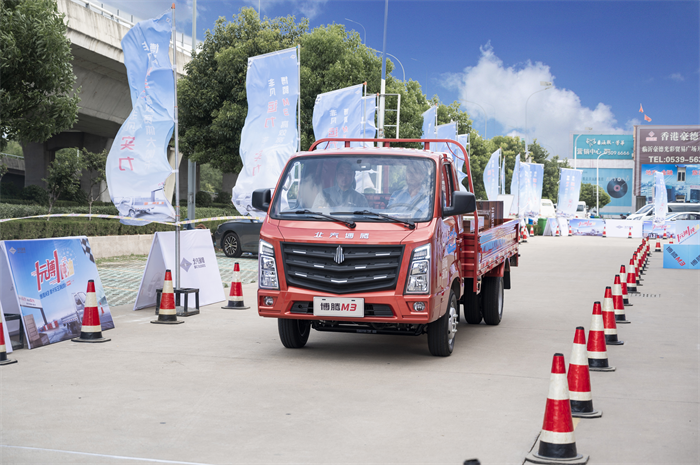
[640,164,700,202]
[1,237,114,349]
[663,221,700,269]
[580,168,633,215]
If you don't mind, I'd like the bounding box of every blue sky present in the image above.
[99,0,700,159]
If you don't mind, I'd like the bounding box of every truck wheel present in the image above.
[222,232,243,258]
[482,276,504,325]
[427,291,458,357]
[461,280,482,324]
[278,319,311,348]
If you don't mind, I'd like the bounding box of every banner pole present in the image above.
[297,44,301,152]
[172,3,181,289]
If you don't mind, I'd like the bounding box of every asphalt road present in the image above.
[1,236,698,464]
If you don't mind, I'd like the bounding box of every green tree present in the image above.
[44,149,82,215]
[0,0,80,151]
[579,183,610,214]
[2,139,23,156]
[178,8,308,173]
[80,148,108,218]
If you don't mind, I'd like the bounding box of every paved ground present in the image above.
[97,252,259,307]
[1,236,698,464]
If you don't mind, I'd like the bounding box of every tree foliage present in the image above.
[179,8,308,173]
[0,0,80,151]
[579,183,611,212]
[44,149,82,215]
[80,148,108,217]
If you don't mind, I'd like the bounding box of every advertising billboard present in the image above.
[639,164,700,203]
[580,168,634,215]
[573,134,634,160]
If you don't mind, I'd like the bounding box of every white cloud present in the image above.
[243,0,329,20]
[444,43,629,159]
[669,73,685,82]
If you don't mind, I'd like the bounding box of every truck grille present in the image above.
[289,301,394,317]
[281,243,404,294]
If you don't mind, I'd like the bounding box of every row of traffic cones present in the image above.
[0,263,250,364]
[527,237,659,463]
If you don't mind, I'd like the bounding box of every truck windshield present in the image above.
[269,155,437,223]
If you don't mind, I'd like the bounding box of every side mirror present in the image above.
[252,188,272,212]
[443,191,476,217]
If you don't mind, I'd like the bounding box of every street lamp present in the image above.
[596,152,609,217]
[344,18,366,44]
[525,81,552,159]
[459,100,488,138]
[368,47,405,82]
[573,127,593,169]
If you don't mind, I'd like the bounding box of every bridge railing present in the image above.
[68,0,197,55]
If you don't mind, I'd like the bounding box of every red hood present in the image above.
[264,219,433,245]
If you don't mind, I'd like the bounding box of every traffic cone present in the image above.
[530,224,535,237]
[568,224,573,235]
[655,241,661,252]
[634,253,643,286]
[151,270,184,325]
[525,354,589,464]
[555,224,560,237]
[587,302,615,372]
[627,227,633,239]
[662,229,667,240]
[568,327,602,418]
[612,275,630,324]
[626,259,638,294]
[602,225,606,238]
[0,321,17,365]
[602,288,624,345]
[72,280,111,343]
[620,265,632,307]
[669,238,674,244]
[222,262,250,309]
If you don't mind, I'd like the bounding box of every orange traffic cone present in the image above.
[612,275,630,324]
[620,265,632,307]
[0,320,17,365]
[72,280,110,343]
[588,302,615,372]
[152,270,184,325]
[526,354,589,464]
[602,289,624,345]
[222,262,250,309]
[568,327,602,418]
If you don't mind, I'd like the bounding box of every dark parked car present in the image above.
[214,219,262,257]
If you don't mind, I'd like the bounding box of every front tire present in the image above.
[278,319,311,348]
[222,232,243,258]
[482,276,504,325]
[427,290,459,356]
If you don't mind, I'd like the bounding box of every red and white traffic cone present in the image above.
[669,238,674,244]
[602,225,607,238]
[627,227,633,239]
[612,275,630,324]
[602,289,624,345]
[222,262,250,309]
[662,229,667,240]
[655,241,661,252]
[555,224,560,237]
[152,270,184,325]
[587,302,615,372]
[526,354,589,464]
[530,224,535,237]
[568,224,573,235]
[568,327,602,418]
[620,265,632,307]
[627,259,638,294]
[521,226,528,243]
[72,280,111,343]
[634,252,643,286]
[0,320,17,365]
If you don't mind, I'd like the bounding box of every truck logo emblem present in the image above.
[315,232,323,237]
[334,245,345,264]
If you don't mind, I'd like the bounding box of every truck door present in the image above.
[438,161,459,305]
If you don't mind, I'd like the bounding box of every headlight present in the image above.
[258,239,279,290]
[405,243,430,294]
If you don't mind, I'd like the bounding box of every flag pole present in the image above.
[171,3,181,289]
[297,44,301,152]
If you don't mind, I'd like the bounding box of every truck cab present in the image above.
[252,138,517,356]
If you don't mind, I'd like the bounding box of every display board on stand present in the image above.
[604,220,643,238]
[0,237,113,349]
[134,229,226,310]
[569,219,606,236]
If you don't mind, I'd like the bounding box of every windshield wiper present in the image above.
[352,210,415,229]
[293,209,356,229]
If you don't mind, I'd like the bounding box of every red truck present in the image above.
[251,138,519,356]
